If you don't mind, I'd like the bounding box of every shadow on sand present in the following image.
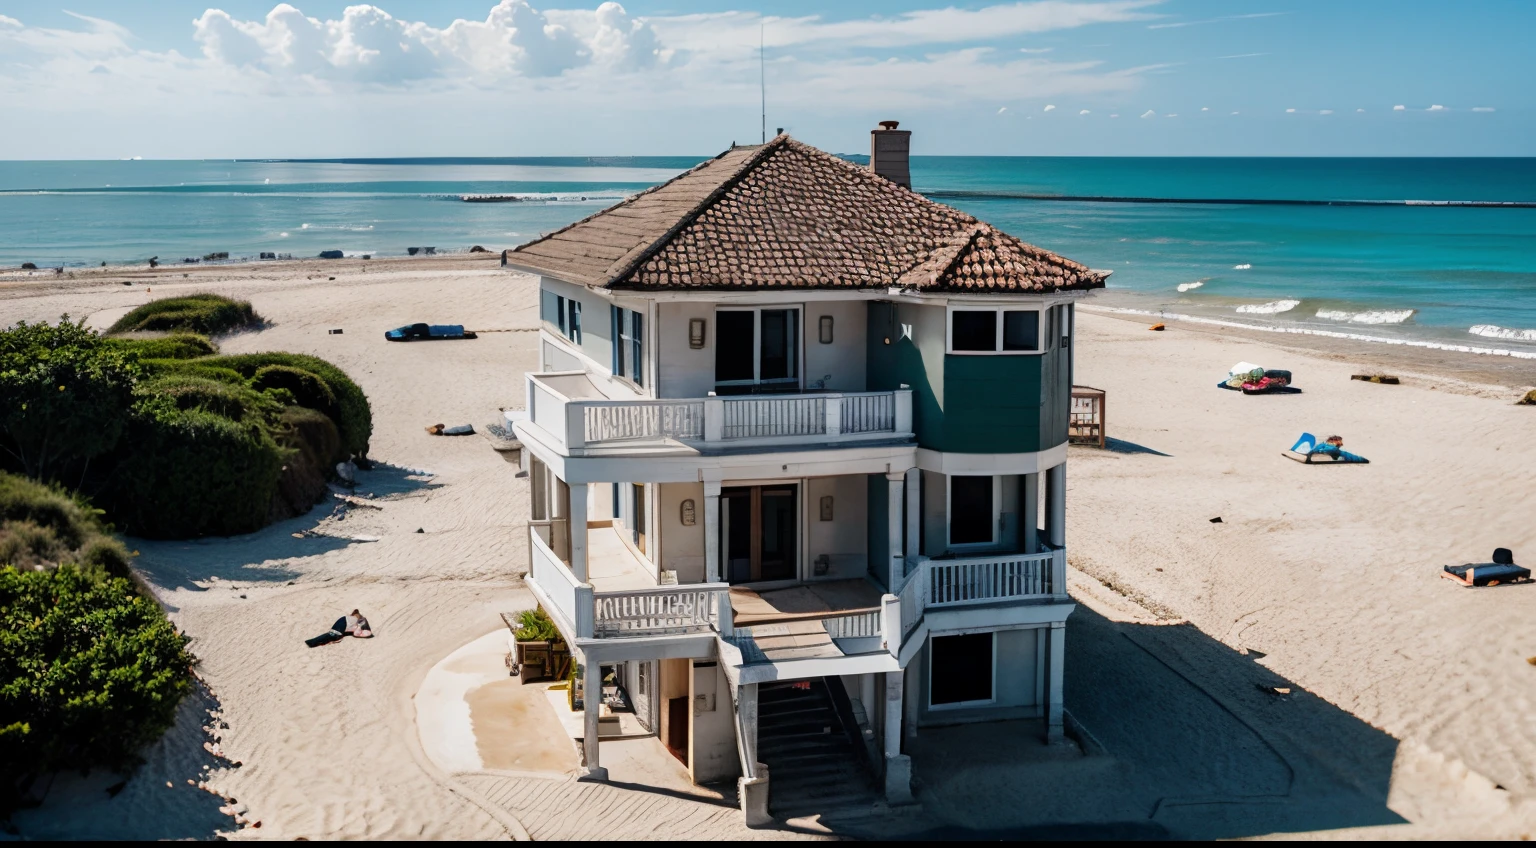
[1104,437,1173,457]
[897,605,1405,840]
[129,463,440,593]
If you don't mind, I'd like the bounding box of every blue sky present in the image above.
[0,0,1530,158]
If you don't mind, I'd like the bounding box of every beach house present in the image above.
[505,125,1107,821]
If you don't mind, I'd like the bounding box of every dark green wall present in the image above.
[867,301,1069,454]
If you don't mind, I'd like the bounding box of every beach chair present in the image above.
[1283,432,1369,464]
[1442,549,1531,587]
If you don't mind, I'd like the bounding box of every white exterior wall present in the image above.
[806,475,868,581]
[658,481,706,585]
[657,300,716,399]
[803,300,867,392]
[541,276,616,373]
[689,661,740,783]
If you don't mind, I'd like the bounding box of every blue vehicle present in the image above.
[384,323,477,341]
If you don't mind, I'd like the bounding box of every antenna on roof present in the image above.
[760,21,766,144]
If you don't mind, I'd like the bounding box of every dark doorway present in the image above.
[930,632,995,706]
[714,308,800,394]
[666,696,688,764]
[721,485,798,583]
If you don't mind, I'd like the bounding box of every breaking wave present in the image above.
[1469,324,1536,341]
[1236,299,1300,314]
[1176,280,1205,292]
[1315,308,1415,325]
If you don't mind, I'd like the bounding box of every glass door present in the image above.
[720,484,798,583]
[714,308,800,394]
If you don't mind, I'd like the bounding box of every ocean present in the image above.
[2,156,1534,358]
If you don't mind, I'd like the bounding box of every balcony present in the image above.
[527,524,731,642]
[897,548,1067,641]
[524,372,913,456]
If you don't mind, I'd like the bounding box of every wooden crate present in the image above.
[1069,386,1106,448]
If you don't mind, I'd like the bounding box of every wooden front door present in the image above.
[721,485,797,584]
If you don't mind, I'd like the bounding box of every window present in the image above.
[632,483,647,554]
[714,307,799,392]
[542,289,581,344]
[611,306,644,386]
[948,307,1043,354]
[929,632,995,707]
[949,475,995,546]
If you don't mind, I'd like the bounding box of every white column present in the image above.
[582,660,607,780]
[1046,621,1066,741]
[904,468,920,560]
[703,481,722,583]
[1023,472,1039,554]
[883,670,914,804]
[1047,463,1066,549]
[885,471,905,589]
[569,481,589,581]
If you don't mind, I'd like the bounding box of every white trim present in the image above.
[927,631,998,710]
[945,474,1002,548]
[915,443,1067,476]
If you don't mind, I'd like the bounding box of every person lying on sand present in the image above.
[304,609,374,647]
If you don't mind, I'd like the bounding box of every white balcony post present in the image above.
[1023,472,1040,555]
[1046,620,1066,741]
[704,395,724,442]
[568,482,589,582]
[825,394,843,438]
[716,588,734,637]
[904,468,920,561]
[565,403,586,452]
[1048,463,1066,548]
[894,386,913,434]
[885,471,905,590]
[582,660,607,780]
[883,670,914,804]
[703,480,722,583]
[881,594,901,657]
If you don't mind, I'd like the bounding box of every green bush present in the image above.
[514,607,563,643]
[108,394,285,539]
[101,334,217,360]
[107,294,261,336]
[252,364,337,417]
[0,320,140,484]
[207,353,371,458]
[138,373,276,424]
[0,565,192,806]
[138,358,246,386]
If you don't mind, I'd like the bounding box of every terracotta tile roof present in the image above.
[510,135,1107,294]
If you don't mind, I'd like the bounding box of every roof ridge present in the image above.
[511,143,753,260]
[606,135,792,287]
[897,222,986,289]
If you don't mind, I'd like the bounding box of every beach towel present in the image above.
[385,323,478,341]
[1218,367,1299,394]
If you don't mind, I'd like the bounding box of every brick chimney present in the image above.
[870,120,911,188]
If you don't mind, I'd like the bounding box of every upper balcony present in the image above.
[523,372,913,457]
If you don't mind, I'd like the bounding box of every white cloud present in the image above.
[0,14,24,28]
[1109,113,1118,118]
[1356,107,1365,112]
[1139,109,1154,118]
[1319,109,1332,115]
[1200,106,1208,111]
[1427,104,1445,111]
[1215,52,1267,60]
[1148,12,1284,29]
[1393,104,1406,110]
[1079,109,1090,114]
[1165,112,1176,117]
[1043,103,1055,111]
[1019,47,1052,53]
[1472,106,1495,112]
[1285,108,1295,113]
[1230,110,1238,115]
[997,106,1008,114]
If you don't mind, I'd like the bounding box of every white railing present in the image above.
[522,373,913,454]
[584,400,704,443]
[528,528,593,638]
[593,584,729,637]
[822,608,883,639]
[721,396,826,439]
[897,566,926,638]
[840,392,897,434]
[925,550,1058,608]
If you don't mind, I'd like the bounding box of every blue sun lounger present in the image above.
[1283,432,1369,464]
[385,323,477,341]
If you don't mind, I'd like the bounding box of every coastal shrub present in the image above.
[0,474,132,582]
[206,353,371,458]
[0,319,139,484]
[1520,389,1536,406]
[0,565,193,806]
[272,406,342,514]
[514,607,563,643]
[108,394,285,538]
[252,364,337,418]
[139,358,246,386]
[107,294,261,336]
[101,333,218,360]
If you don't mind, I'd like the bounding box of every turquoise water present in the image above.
[2,156,1533,355]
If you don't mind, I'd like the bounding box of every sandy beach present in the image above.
[4,255,1534,839]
